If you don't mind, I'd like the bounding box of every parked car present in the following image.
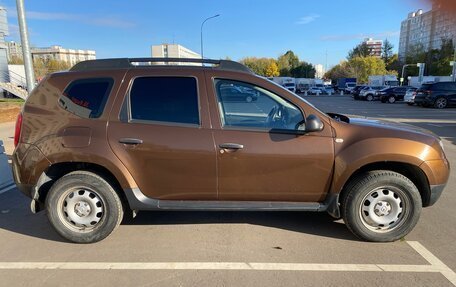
[352,85,367,100]
[379,86,415,104]
[220,85,258,102]
[12,58,449,243]
[359,86,385,101]
[308,87,323,95]
[324,86,335,94]
[404,88,418,105]
[414,82,456,108]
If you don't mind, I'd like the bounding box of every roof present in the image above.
[70,58,253,74]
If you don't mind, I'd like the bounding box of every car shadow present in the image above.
[0,189,358,242]
[0,189,66,242]
[122,210,357,241]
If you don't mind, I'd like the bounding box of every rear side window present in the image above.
[436,82,456,90]
[60,78,113,118]
[129,77,199,125]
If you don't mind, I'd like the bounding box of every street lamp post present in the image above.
[401,64,414,86]
[16,0,35,93]
[200,14,220,61]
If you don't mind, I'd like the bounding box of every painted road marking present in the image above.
[0,241,453,285]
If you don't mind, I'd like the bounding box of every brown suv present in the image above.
[12,58,450,243]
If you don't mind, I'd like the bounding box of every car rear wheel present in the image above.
[366,94,374,101]
[434,97,447,109]
[388,96,396,104]
[341,170,421,242]
[46,171,124,243]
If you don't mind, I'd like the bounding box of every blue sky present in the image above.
[1,0,431,68]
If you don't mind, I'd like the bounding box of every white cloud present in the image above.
[296,14,320,25]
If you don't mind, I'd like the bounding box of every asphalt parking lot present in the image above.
[0,95,455,286]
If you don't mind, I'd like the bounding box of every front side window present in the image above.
[60,78,113,118]
[129,77,199,125]
[215,79,304,131]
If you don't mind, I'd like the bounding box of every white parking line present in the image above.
[0,241,453,284]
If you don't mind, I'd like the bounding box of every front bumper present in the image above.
[428,184,447,206]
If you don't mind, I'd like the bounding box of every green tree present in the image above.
[324,61,354,83]
[381,39,394,64]
[386,54,401,75]
[290,61,316,78]
[348,56,396,83]
[348,43,371,59]
[277,50,300,76]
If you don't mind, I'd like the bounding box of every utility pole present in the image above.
[325,50,328,73]
[200,14,220,61]
[16,0,35,93]
[452,48,456,82]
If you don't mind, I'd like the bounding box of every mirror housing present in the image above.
[297,114,324,133]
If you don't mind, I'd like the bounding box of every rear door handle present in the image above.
[119,138,143,145]
[219,143,244,150]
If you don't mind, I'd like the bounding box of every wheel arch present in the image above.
[338,161,431,208]
[35,162,131,212]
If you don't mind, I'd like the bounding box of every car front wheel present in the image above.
[434,97,447,109]
[342,170,422,242]
[46,171,124,243]
[366,94,373,101]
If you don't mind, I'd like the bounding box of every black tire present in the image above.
[434,97,447,109]
[407,103,414,106]
[46,171,124,243]
[341,170,422,242]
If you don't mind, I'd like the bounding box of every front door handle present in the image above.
[219,143,244,150]
[119,138,143,145]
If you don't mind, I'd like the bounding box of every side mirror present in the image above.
[297,114,324,133]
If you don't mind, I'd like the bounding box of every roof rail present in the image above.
[70,58,253,74]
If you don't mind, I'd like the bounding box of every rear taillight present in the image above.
[14,113,23,147]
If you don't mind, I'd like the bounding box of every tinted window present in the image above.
[130,77,199,125]
[60,78,113,118]
[436,82,456,90]
[215,79,304,131]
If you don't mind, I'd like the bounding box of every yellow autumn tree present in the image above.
[265,61,280,77]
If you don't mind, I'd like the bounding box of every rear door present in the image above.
[107,69,217,200]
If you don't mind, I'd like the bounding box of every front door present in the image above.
[108,70,217,200]
[210,78,335,202]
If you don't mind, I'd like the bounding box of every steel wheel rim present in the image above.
[57,187,106,233]
[359,187,410,233]
[388,97,395,103]
[367,95,373,101]
[436,98,446,108]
